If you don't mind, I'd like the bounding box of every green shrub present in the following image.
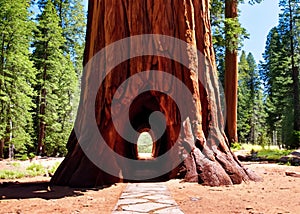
[0,170,25,179]
[231,142,242,150]
[26,163,45,176]
[257,149,291,160]
[48,162,60,174]
[15,154,28,161]
[28,153,36,159]
[11,162,21,167]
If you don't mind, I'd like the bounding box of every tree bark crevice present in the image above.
[51,0,259,187]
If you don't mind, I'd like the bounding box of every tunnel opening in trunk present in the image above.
[136,131,154,160]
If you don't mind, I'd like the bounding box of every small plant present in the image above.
[0,170,25,179]
[10,162,21,167]
[26,163,46,177]
[15,154,28,161]
[231,142,242,150]
[48,162,60,174]
[28,153,36,160]
[257,149,291,160]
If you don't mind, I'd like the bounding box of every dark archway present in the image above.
[117,91,181,182]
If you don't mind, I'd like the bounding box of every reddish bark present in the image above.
[225,0,238,144]
[51,0,259,187]
[0,139,4,160]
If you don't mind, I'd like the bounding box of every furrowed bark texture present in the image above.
[224,0,238,144]
[51,0,259,187]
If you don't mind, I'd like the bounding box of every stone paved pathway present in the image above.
[112,183,184,213]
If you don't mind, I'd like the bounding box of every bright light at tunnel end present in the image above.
[75,34,226,181]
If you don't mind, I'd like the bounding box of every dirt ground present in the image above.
[0,161,299,214]
[168,162,300,214]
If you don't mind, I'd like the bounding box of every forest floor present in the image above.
[0,159,300,214]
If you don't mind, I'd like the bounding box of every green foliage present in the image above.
[240,143,278,151]
[210,0,253,81]
[0,170,25,179]
[257,149,292,160]
[0,159,63,179]
[0,162,47,179]
[48,161,60,174]
[0,0,86,158]
[231,142,242,150]
[10,162,21,167]
[26,163,45,176]
[0,0,36,158]
[16,154,29,161]
[32,0,79,156]
[260,0,300,149]
[210,0,226,81]
[28,153,36,159]
[238,51,267,144]
[224,17,249,52]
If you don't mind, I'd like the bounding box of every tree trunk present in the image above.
[0,139,4,160]
[37,74,47,156]
[51,0,259,187]
[224,0,238,144]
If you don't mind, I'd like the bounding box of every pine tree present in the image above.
[0,0,36,159]
[210,0,226,84]
[237,51,251,143]
[260,27,295,148]
[246,53,266,144]
[238,51,266,144]
[57,0,86,73]
[32,0,77,156]
[260,0,300,148]
[54,0,86,119]
[279,0,300,148]
[38,0,86,72]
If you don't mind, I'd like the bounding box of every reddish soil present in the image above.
[0,178,126,214]
[0,161,299,213]
[168,162,300,214]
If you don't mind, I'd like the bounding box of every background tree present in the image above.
[237,51,251,143]
[0,0,85,159]
[32,0,77,156]
[238,51,266,144]
[260,0,300,149]
[210,0,262,145]
[279,0,300,148]
[224,0,239,144]
[0,0,36,159]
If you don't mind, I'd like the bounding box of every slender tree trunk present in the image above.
[225,0,238,144]
[0,139,4,160]
[37,88,46,155]
[289,0,300,148]
[0,35,5,159]
[51,0,259,187]
[37,65,47,156]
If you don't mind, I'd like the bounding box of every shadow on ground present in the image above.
[0,181,107,200]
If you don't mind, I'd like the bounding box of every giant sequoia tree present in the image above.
[51,0,259,187]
